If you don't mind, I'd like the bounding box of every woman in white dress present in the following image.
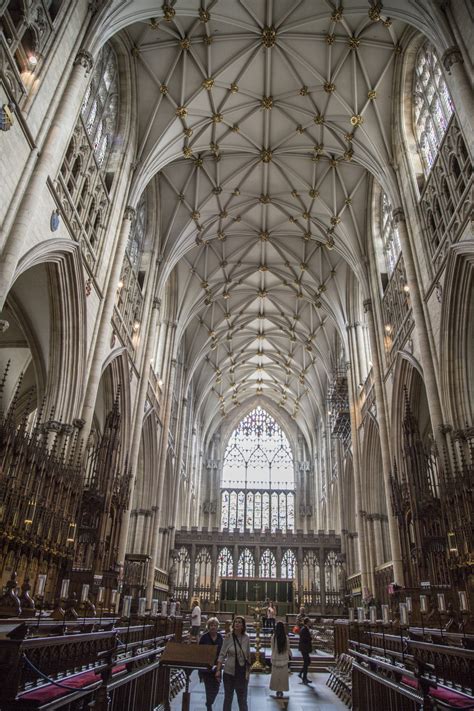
[270,621,292,698]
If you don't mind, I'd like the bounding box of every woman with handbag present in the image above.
[269,621,292,698]
[215,616,251,711]
[198,617,223,711]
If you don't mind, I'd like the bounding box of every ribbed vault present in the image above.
[102,0,417,438]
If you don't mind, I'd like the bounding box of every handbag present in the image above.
[233,634,250,669]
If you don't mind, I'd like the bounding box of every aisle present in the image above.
[171,669,349,710]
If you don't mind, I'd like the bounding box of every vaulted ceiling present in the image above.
[102,0,426,441]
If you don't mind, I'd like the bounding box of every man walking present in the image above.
[298,617,312,684]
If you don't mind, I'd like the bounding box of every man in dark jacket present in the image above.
[298,617,313,684]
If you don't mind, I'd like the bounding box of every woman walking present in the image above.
[199,617,223,711]
[215,616,251,711]
[270,621,292,698]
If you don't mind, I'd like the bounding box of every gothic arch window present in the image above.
[260,549,277,578]
[127,192,147,273]
[413,42,454,175]
[281,549,297,579]
[217,547,233,577]
[57,42,119,272]
[380,191,401,277]
[176,546,190,588]
[194,548,212,588]
[237,548,255,577]
[221,407,295,532]
[302,551,320,591]
[81,43,119,169]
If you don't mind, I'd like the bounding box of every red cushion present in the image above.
[20,664,127,705]
[430,686,474,709]
[401,675,473,708]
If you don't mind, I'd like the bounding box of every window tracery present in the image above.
[380,192,401,277]
[414,42,454,175]
[56,43,119,271]
[259,549,277,578]
[221,408,295,532]
[217,547,233,577]
[237,548,255,577]
[0,1,64,103]
[281,549,297,579]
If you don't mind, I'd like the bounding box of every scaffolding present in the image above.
[327,367,351,447]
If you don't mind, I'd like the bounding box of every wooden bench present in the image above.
[350,637,474,710]
[0,620,183,710]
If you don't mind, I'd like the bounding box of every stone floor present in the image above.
[171,670,349,710]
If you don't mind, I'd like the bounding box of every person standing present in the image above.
[191,599,202,639]
[199,617,223,711]
[269,621,292,698]
[298,617,313,684]
[215,616,251,711]
[266,600,276,630]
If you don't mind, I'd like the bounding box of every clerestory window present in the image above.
[413,42,454,175]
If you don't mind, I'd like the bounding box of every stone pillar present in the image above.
[80,206,136,435]
[346,338,370,596]
[117,296,161,567]
[276,546,282,578]
[366,515,377,596]
[188,543,196,604]
[373,515,384,567]
[319,548,326,614]
[146,330,178,603]
[210,544,218,605]
[442,46,473,144]
[0,49,94,307]
[363,297,404,584]
[392,210,446,453]
[297,548,304,606]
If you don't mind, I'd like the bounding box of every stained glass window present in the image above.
[237,548,255,577]
[414,42,454,175]
[81,43,118,168]
[325,550,340,592]
[217,547,233,577]
[221,407,295,533]
[302,551,320,591]
[194,548,212,587]
[281,549,297,579]
[381,191,401,276]
[127,192,147,272]
[260,549,277,578]
[176,546,190,588]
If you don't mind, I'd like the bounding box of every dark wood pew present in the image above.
[0,618,184,710]
[350,634,474,710]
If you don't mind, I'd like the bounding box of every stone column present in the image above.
[346,334,370,596]
[233,545,239,576]
[366,515,377,596]
[319,548,326,614]
[0,49,94,307]
[297,547,304,606]
[276,546,282,578]
[210,544,218,605]
[146,328,178,603]
[363,297,404,584]
[373,515,384,567]
[442,46,473,144]
[80,206,136,435]
[188,543,196,603]
[117,296,161,567]
[392,210,446,453]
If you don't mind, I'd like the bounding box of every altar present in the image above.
[219,577,294,616]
